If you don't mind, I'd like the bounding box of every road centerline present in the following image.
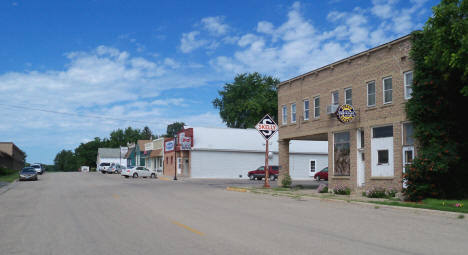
[171,220,205,236]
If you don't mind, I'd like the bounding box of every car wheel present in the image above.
[124,176,129,178]
[101,171,106,174]
[132,173,138,178]
[114,170,118,174]
[249,175,255,180]
[151,173,156,178]
[316,176,320,181]
[269,175,276,181]
[257,177,262,180]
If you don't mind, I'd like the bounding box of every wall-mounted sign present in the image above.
[336,104,356,123]
[181,137,192,150]
[165,140,174,151]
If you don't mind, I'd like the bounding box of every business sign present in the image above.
[255,114,278,140]
[336,104,356,123]
[165,140,174,152]
[181,137,192,150]
[120,146,128,156]
[144,142,154,151]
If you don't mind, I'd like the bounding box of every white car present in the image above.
[121,166,157,179]
[31,164,44,175]
[98,162,111,173]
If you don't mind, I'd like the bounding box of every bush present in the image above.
[319,186,328,193]
[281,173,292,188]
[386,188,397,198]
[365,187,387,198]
[333,185,351,195]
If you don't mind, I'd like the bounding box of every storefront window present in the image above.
[334,132,350,176]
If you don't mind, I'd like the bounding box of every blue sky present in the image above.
[0,0,438,164]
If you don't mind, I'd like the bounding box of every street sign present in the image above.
[255,114,278,140]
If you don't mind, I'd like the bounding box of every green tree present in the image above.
[213,72,279,128]
[165,122,185,137]
[404,0,468,200]
[74,137,104,167]
[53,150,79,172]
[140,126,154,140]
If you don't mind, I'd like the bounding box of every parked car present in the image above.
[121,166,157,179]
[248,165,279,181]
[108,163,125,174]
[314,167,328,181]
[19,167,38,181]
[31,163,44,175]
[98,162,111,173]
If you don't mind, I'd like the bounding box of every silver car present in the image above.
[19,167,38,181]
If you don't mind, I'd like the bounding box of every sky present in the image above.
[0,0,438,164]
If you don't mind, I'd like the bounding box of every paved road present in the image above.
[0,172,466,255]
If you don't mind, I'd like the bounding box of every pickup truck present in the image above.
[248,165,279,181]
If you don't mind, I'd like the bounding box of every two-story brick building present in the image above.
[277,35,415,192]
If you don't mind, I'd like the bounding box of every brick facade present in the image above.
[277,35,413,192]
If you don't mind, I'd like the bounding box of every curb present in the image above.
[226,187,248,192]
[238,188,467,218]
[0,180,18,196]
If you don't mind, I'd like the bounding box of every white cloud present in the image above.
[201,16,229,35]
[180,31,208,53]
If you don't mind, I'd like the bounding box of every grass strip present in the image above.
[369,198,468,214]
[0,168,19,183]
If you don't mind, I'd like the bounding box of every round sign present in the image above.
[336,104,356,123]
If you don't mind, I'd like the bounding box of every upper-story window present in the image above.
[383,77,393,104]
[303,99,310,121]
[291,103,296,123]
[367,81,376,107]
[282,105,287,125]
[314,96,320,118]
[332,91,339,106]
[344,88,352,105]
[404,71,413,99]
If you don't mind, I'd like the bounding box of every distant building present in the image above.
[163,127,328,179]
[96,148,127,169]
[144,138,164,175]
[0,142,25,171]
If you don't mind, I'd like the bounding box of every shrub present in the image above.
[333,185,351,195]
[281,173,292,188]
[365,187,387,198]
[317,183,328,193]
[319,187,328,193]
[386,188,397,198]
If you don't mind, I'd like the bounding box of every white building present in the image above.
[164,127,328,179]
[96,148,127,168]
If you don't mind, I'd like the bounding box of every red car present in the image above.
[248,166,279,181]
[314,167,328,181]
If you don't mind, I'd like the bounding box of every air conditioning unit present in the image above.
[327,104,338,114]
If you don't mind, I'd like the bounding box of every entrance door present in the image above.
[183,159,189,176]
[357,130,365,187]
[402,146,414,188]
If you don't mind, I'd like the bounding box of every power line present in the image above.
[0,103,163,126]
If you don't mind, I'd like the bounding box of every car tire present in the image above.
[114,170,118,174]
[101,171,106,174]
[269,175,276,181]
[133,173,138,178]
[124,176,129,178]
[151,173,156,178]
[316,177,320,181]
[257,177,262,180]
[249,175,255,180]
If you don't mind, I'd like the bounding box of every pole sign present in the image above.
[255,114,278,140]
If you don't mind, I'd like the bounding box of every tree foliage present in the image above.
[213,72,279,128]
[165,122,185,137]
[53,126,158,170]
[404,0,468,200]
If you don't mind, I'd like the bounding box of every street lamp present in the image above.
[173,134,178,181]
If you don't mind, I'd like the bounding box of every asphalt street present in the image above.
[0,172,467,255]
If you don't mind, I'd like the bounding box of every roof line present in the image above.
[278,34,412,87]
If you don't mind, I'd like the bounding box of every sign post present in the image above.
[255,114,278,188]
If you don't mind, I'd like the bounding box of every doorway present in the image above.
[357,129,365,187]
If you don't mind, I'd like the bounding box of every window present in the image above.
[332,91,339,106]
[334,132,350,176]
[373,125,393,138]
[404,150,413,164]
[404,71,413,99]
[367,81,376,106]
[314,96,320,118]
[403,123,414,145]
[360,130,365,148]
[344,88,352,105]
[171,156,173,164]
[166,157,168,164]
[378,150,389,164]
[282,105,287,125]
[309,160,316,172]
[383,77,392,104]
[291,103,296,123]
[303,99,310,120]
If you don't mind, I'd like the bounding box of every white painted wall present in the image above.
[371,137,394,176]
[190,150,327,179]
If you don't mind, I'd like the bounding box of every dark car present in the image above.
[19,167,38,181]
[314,167,328,181]
[248,166,279,181]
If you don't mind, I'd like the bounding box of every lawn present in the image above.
[371,198,468,214]
[0,168,19,183]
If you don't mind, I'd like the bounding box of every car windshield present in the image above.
[31,164,41,168]
[100,163,110,166]
[21,168,36,173]
[257,166,264,170]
